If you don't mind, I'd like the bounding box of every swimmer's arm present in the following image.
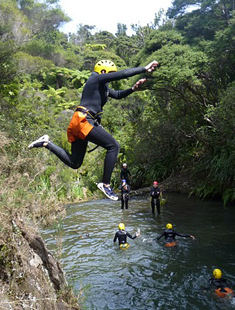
[126,232,137,240]
[175,231,195,239]
[156,232,164,240]
[113,233,118,243]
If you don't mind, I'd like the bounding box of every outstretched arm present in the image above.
[107,60,159,97]
[98,60,159,84]
[175,232,195,239]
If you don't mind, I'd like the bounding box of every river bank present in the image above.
[0,215,81,310]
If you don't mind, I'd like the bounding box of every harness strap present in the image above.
[88,145,99,153]
[75,106,102,152]
[76,106,103,120]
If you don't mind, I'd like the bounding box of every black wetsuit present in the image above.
[121,183,130,209]
[208,278,233,290]
[157,229,191,243]
[113,230,137,245]
[120,167,131,184]
[46,67,145,184]
[150,186,160,214]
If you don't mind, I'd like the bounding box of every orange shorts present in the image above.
[215,287,234,298]
[165,241,177,247]
[67,111,93,142]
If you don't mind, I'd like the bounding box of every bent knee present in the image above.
[73,164,81,169]
[114,140,120,152]
[70,161,82,169]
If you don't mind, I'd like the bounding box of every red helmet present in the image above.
[153,181,158,185]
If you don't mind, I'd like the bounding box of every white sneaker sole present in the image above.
[97,183,118,201]
[28,135,49,149]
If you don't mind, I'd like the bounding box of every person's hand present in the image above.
[136,229,141,237]
[132,78,146,91]
[190,235,196,240]
[145,60,159,72]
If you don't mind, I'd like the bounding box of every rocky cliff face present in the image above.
[0,217,80,310]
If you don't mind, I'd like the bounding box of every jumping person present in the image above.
[150,181,161,214]
[113,223,140,249]
[157,223,195,247]
[28,60,159,200]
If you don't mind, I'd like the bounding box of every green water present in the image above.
[41,193,235,310]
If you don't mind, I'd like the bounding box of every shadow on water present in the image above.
[41,193,235,310]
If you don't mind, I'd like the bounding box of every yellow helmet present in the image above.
[166,223,173,230]
[213,269,222,279]
[94,60,117,74]
[118,223,125,230]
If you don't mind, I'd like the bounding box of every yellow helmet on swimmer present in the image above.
[213,269,222,279]
[118,223,125,231]
[94,60,117,74]
[166,223,173,230]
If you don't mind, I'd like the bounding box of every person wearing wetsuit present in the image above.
[157,223,195,243]
[120,179,130,209]
[28,60,159,200]
[113,223,140,247]
[206,269,234,296]
[120,163,131,185]
[150,181,161,214]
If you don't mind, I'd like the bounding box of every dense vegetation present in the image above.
[1,0,235,219]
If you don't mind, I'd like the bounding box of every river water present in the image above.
[41,193,235,310]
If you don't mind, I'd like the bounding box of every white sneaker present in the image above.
[97,183,118,201]
[28,135,49,149]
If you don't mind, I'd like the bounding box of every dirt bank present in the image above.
[0,216,80,310]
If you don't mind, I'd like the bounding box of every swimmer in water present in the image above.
[113,223,140,248]
[157,223,195,246]
[205,269,234,298]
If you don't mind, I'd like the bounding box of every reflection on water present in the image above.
[41,193,235,310]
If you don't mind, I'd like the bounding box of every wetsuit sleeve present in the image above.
[108,87,133,99]
[113,232,118,243]
[175,231,191,238]
[97,67,146,83]
[157,232,165,240]
[126,232,136,240]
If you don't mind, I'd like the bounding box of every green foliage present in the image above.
[88,30,116,50]
[168,0,234,43]
[144,30,185,53]
[15,51,54,74]
[114,36,140,66]
[18,0,70,35]
[206,16,235,87]
[193,81,235,203]
[0,0,30,84]
[38,66,90,90]
[80,50,127,71]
